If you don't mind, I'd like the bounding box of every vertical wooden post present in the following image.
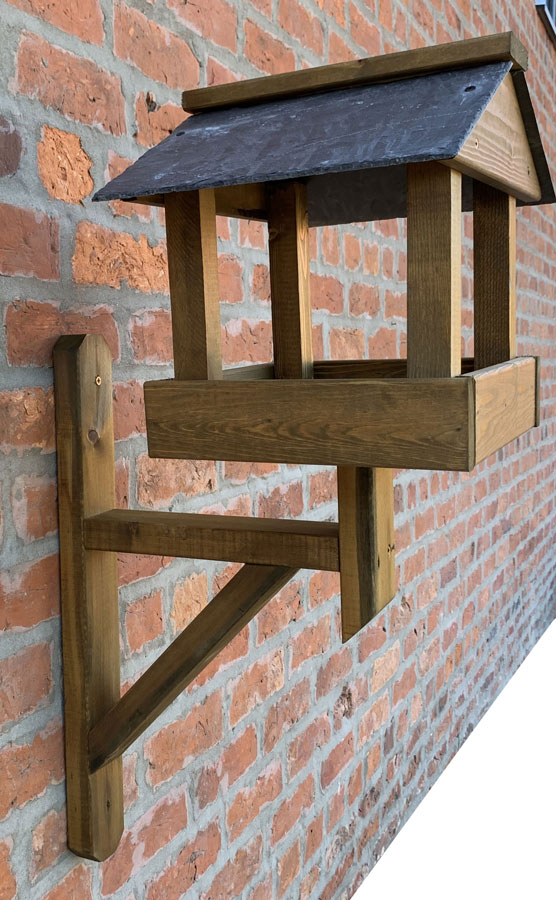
[473,182,516,370]
[165,189,222,380]
[54,334,123,861]
[268,182,313,379]
[407,162,462,378]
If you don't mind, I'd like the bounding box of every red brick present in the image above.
[0,554,59,630]
[42,864,92,900]
[17,33,124,135]
[146,822,221,900]
[126,589,163,653]
[245,19,295,74]
[327,784,344,831]
[350,2,380,52]
[316,645,352,698]
[145,692,223,786]
[170,571,208,633]
[169,0,237,51]
[114,2,198,89]
[310,273,343,313]
[73,222,168,292]
[257,579,304,643]
[230,649,284,725]
[277,839,300,897]
[7,0,102,41]
[0,840,16,900]
[329,30,357,63]
[309,468,336,508]
[113,380,145,442]
[224,461,279,483]
[227,759,282,841]
[117,553,170,588]
[31,808,66,879]
[322,226,340,264]
[321,850,354,900]
[5,300,118,366]
[190,627,249,689]
[369,326,397,358]
[257,481,303,518]
[207,56,241,87]
[393,663,417,706]
[330,327,365,359]
[0,643,51,728]
[348,762,363,805]
[278,0,323,54]
[219,254,244,303]
[197,725,257,809]
[308,570,340,608]
[290,614,331,670]
[101,789,187,894]
[222,318,273,365]
[0,203,59,280]
[272,774,314,845]
[385,289,406,318]
[135,92,185,147]
[11,473,57,543]
[305,810,323,860]
[107,153,152,221]
[344,233,362,269]
[136,455,217,508]
[123,754,138,810]
[288,714,331,778]
[204,838,263,900]
[0,724,64,820]
[372,642,400,692]
[349,282,380,317]
[0,117,22,177]
[129,309,172,364]
[321,733,354,788]
[264,678,311,752]
[37,126,93,203]
[358,694,389,746]
[251,262,270,303]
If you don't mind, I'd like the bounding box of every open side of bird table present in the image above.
[54,32,554,859]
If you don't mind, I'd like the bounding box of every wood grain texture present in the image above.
[144,377,472,471]
[89,564,296,773]
[165,189,222,380]
[407,162,462,378]
[84,509,340,571]
[133,184,269,220]
[473,182,517,369]
[268,183,313,379]
[223,359,478,380]
[473,356,537,463]
[182,33,527,112]
[450,73,541,202]
[53,335,123,861]
[337,467,395,642]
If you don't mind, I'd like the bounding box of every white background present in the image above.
[355,620,556,900]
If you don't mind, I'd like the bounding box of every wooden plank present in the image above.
[268,182,313,379]
[473,356,537,463]
[473,182,517,370]
[133,184,269,220]
[449,74,541,203]
[84,509,340,571]
[224,363,275,380]
[183,33,527,112]
[337,467,395,641]
[89,564,296,773]
[53,335,123,861]
[407,162,462,378]
[165,189,222,380]
[144,377,473,471]
[222,359,478,380]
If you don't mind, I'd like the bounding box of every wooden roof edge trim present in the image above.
[182,32,527,114]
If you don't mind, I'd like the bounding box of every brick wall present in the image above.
[1,1,555,898]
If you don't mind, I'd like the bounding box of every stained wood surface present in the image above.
[84,509,340,571]
[337,467,396,642]
[183,33,527,112]
[144,377,472,471]
[223,358,477,380]
[165,190,222,380]
[451,73,541,202]
[473,356,537,462]
[89,564,296,773]
[53,335,123,861]
[473,182,517,369]
[407,163,462,378]
[268,183,313,379]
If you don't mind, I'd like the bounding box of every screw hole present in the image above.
[464,85,477,92]
[95,376,102,386]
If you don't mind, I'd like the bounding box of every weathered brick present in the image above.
[170,571,208,633]
[31,808,66,879]
[11,473,57,543]
[321,733,354,789]
[0,724,64,820]
[330,326,365,359]
[169,0,237,51]
[126,589,164,653]
[257,579,304,643]
[309,468,336,508]
[305,810,323,861]
[230,649,284,725]
[135,91,186,147]
[145,692,223,786]
[371,643,400,692]
[0,554,59,630]
[0,117,22,177]
[310,273,343,313]
[257,482,303,518]
[349,282,380,317]
[227,759,282,841]
[17,33,124,134]
[197,725,257,809]
[358,695,389,747]
[219,254,244,303]
[73,222,168,292]
[107,153,152,221]
[37,125,93,204]
[288,714,330,778]
[277,838,300,897]
[272,774,314,845]
[0,203,59,280]
[222,318,273,365]
[264,678,311,752]
[136,455,217,508]
[316,645,352,698]
[308,570,340,608]
[278,0,323,54]
[42,864,92,900]
[244,19,295,73]
[202,834,262,900]
[0,643,51,729]
[114,2,199,88]
[7,0,102,41]
[5,300,118,366]
[146,822,221,900]
[0,840,16,900]
[290,614,331,670]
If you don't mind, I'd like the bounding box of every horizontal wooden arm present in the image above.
[89,563,297,774]
[84,509,339,571]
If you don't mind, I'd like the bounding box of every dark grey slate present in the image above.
[93,61,554,223]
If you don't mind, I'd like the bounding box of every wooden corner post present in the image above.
[54,334,123,861]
